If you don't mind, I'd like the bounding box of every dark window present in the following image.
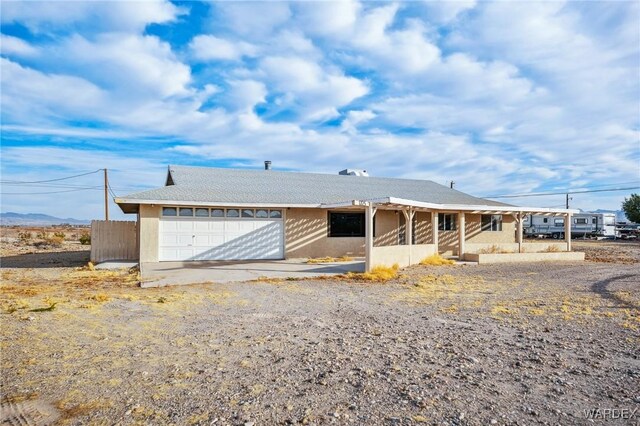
[592,217,597,224]
[438,213,457,231]
[543,218,548,223]
[162,207,177,216]
[575,218,587,224]
[179,208,193,217]
[481,214,503,231]
[329,212,365,237]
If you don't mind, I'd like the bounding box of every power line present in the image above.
[0,187,102,195]
[0,169,102,184]
[107,181,118,198]
[484,186,640,199]
[2,182,102,189]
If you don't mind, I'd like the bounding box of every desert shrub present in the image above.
[348,263,400,281]
[420,254,455,265]
[36,230,47,239]
[17,231,32,243]
[544,244,561,252]
[53,231,66,241]
[34,234,63,248]
[79,232,91,245]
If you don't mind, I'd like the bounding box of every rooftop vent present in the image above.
[339,169,369,177]
[264,160,272,170]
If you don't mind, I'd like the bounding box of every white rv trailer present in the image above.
[524,212,617,239]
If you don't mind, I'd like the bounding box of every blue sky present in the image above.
[1,0,639,220]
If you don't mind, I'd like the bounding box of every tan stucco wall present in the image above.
[374,210,399,246]
[139,204,160,263]
[369,244,436,268]
[465,214,516,244]
[285,208,365,258]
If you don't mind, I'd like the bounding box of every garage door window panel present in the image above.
[179,208,193,217]
[195,208,209,217]
[242,209,255,218]
[162,207,177,216]
[269,210,282,218]
[226,209,239,217]
[211,209,224,217]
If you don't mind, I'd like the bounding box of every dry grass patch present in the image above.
[419,254,455,266]
[306,256,354,264]
[477,245,514,254]
[346,264,399,282]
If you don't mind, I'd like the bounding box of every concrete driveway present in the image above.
[139,258,365,288]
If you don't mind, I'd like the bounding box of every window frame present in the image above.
[481,214,503,232]
[328,211,366,238]
[438,213,457,231]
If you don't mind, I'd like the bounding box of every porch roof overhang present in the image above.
[321,197,580,215]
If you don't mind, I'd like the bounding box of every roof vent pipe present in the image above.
[264,161,272,170]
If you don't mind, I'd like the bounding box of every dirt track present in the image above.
[1,241,639,425]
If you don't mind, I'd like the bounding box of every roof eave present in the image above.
[114,198,321,209]
[321,197,579,215]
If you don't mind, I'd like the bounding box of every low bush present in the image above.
[544,245,561,252]
[53,231,66,241]
[17,231,32,243]
[420,254,455,265]
[79,232,91,245]
[347,263,400,282]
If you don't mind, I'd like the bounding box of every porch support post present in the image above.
[458,212,466,259]
[402,208,416,265]
[517,212,523,253]
[365,203,374,272]
[432,211,439,254]
[565,213,572,252]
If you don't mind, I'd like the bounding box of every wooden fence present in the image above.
[91,220,138,263]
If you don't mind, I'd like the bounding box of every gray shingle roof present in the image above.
[117,165,510,209]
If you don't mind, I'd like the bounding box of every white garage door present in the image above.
[159,207,284,261]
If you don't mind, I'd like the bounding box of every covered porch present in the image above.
[322,197,582,272]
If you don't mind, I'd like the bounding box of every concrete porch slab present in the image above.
[139,258,365,288]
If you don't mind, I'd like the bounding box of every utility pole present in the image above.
[104,168,109,221]
[450,181,455,189]
[565,193,571,209]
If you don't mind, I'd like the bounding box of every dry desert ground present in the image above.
[1,230,639,425]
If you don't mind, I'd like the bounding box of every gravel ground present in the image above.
[1,242,639,425]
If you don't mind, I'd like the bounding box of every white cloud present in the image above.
[0,0,184,33]
[421,0,477,24]
[190,35,258,62]
[52,33,193,98]
[225,80,267,111]
[0,34,38,56]
[340,109,376,134]
[1,58,106,123]
[260,56,369,121]
[294,0,361,36]
[211,2,291,38]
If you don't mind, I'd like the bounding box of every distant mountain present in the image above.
[0,212,90,226]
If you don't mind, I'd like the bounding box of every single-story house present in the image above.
[114,164,582,271]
